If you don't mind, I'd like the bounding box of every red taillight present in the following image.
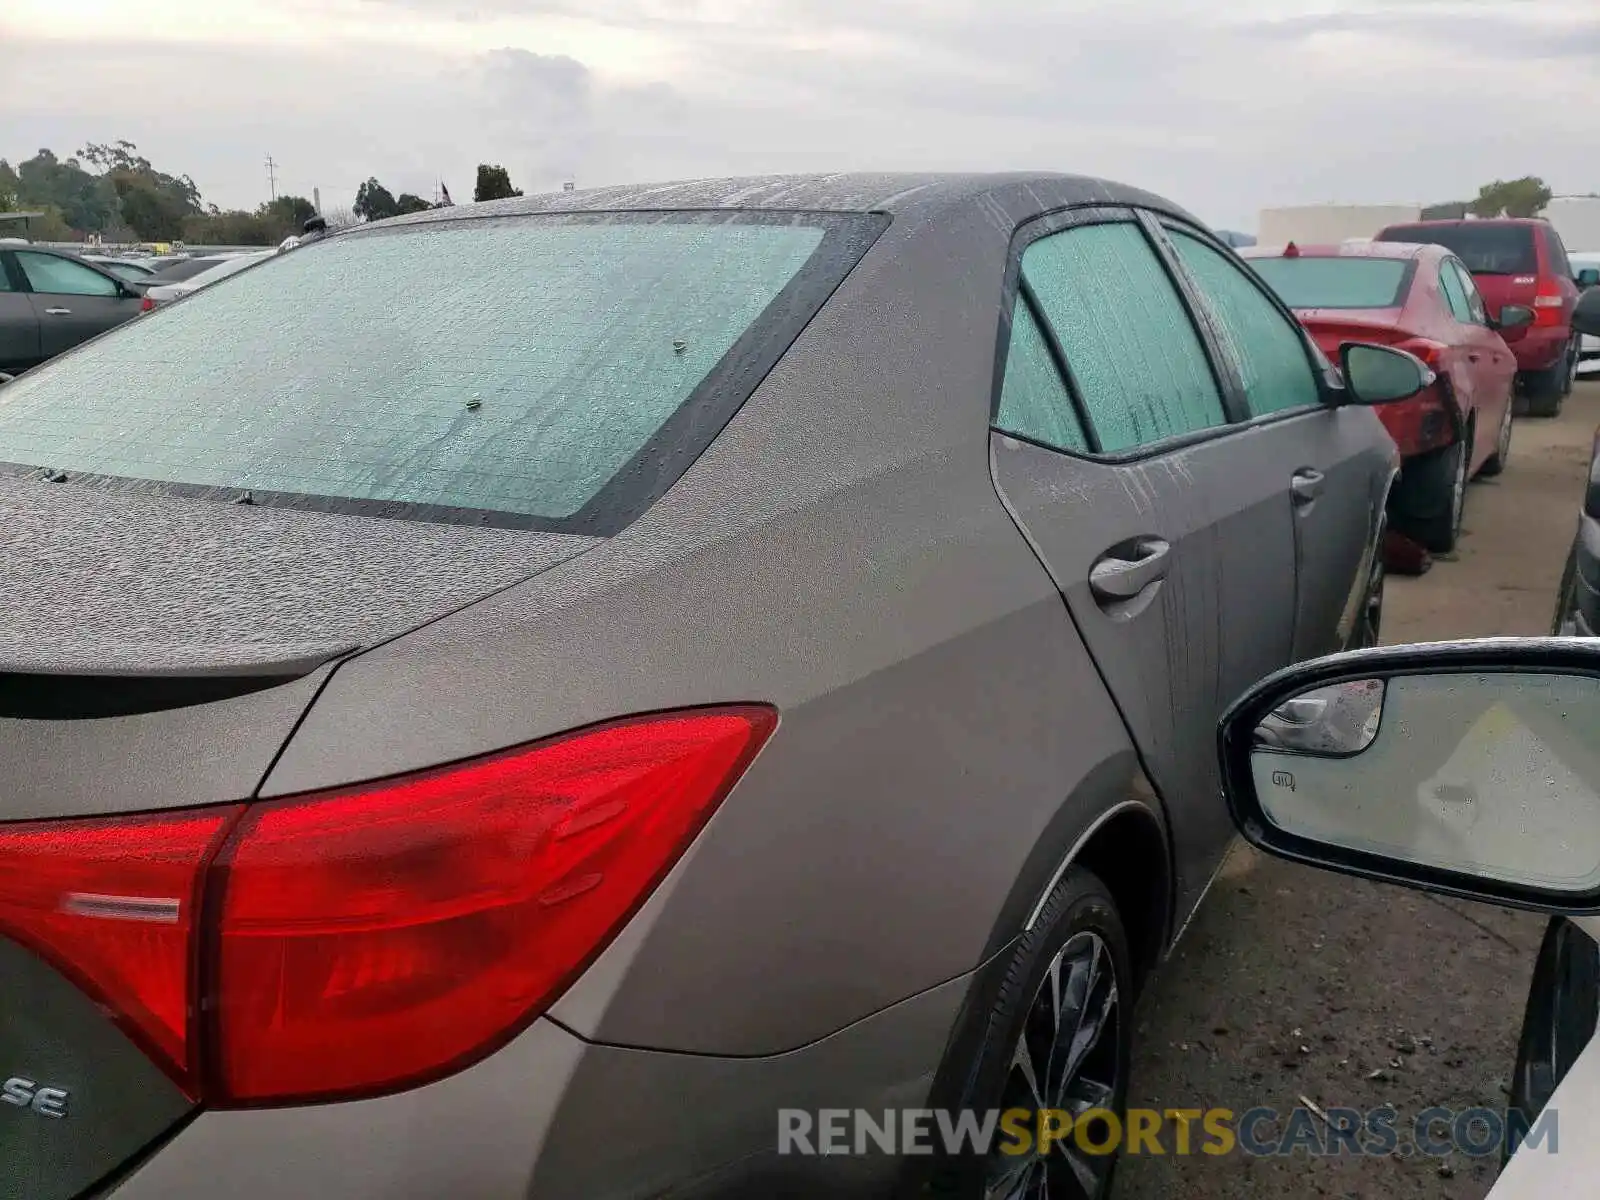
[1396,338,1445,368]
[1534,278,1567,326]
[140,296,156,312]
[0,707,774,1105]
[0,806,242,1086]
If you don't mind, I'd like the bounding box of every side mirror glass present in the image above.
[1339,342,1433,406]
[1495,303,1535,331]
[1574,289,1600,339]
[1576,268,1600,289]
[1220,640,1600,912]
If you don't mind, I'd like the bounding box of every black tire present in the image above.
[1350,520,1386,649]
[1477,396,1513,478]
[1523,338,1576,417]
[932,867,1133,1200]
[1391,434,1470,555]
[1553,540,1581,636]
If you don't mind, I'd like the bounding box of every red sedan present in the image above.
[1242,240,1533,554]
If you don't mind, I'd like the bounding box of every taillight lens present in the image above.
[0,707,774,1105]
[0,807,241,1086]
[1534,279,1567,325]
[1396,339,1445,369]
[139,296,156,312]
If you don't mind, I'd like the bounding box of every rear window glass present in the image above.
[151,257,227,281]
[1379,224,1536,275]
[0,213,879,532]
[1247,256,1410,309]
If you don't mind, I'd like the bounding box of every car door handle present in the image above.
[43,307,71,316]
[1468,353,1480,363]
[1089,537,1171,602]
[1292,468,1325,503]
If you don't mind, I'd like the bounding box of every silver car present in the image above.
[0,174,1406,1199]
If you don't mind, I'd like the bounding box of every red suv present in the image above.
[1376,217,1580,416]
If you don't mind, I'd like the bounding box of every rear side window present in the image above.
[0,213,879,531]
[995,300,1089,453]
[16,253,119,297]
[1246,256,1410,309]
[1438,262,1472,322]
[1021,222,1225,452]
[1170,232,1321,418]
[1379,224,1536,275]
[1545,228,1572,278]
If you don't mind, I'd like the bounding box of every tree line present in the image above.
[0,141,529,245]
[1421,176,1557,221]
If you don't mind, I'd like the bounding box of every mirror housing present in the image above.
[1574,288,1600,339]
[1220,638,1600,914]
[1337,342,1433,406]
[1492,303,1535,344]
[0,372,13,387]
[1577,267,1600,290]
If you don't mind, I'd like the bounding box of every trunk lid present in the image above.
[0,479,595,1199]
[1293,309,1410,360]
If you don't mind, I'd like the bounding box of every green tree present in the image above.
[0,160,18,211]
[473,164,522,202]
[260,195,317,231]
[1469,177,1553,219]
[353,177,399,222]
[394,193,433,215]
[15,149,116,233]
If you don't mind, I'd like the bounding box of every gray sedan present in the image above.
[0,174,1410,1200]
[0,245,148,374]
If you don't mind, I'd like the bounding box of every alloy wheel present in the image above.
[1569,337,1583,393]
[1360,544,1385,648]
[1496,401,1513,464]
[985,932,1122,1200]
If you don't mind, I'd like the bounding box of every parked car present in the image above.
[0,245,152,375]
[0,174,1427,1200]
[1571,251,1600,375]
[80,255,159,282]
[1218,635,1600,1198]
[143,249,275,305]
[1376,218,1582,416]
[145,254,237,282]
[1242,240,1531,554]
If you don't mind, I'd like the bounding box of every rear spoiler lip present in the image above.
[0,643,358,679]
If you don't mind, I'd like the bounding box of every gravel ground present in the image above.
[1113,381,1600,1199]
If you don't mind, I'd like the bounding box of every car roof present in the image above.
[1381,217,1551,229]
[1240,240,1441,262]
[367,172,1204,230]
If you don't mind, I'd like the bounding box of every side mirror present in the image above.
[1574,289,1600,339]
[1494,303,1535,330]
[1493,303,1535,344]
[1576,268,1600,289]
[1338,342,1433,406]
[1219,639,1600,913]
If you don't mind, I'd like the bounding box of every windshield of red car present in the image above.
[1378,224,1536,275]
[1246,256,1410,309]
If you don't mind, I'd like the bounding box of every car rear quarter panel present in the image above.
[261,201,1151,1056]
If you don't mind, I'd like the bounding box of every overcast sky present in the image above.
[3,0,1595,231]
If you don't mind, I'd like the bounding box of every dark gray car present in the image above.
[0,174,1404,1200]
[0,246,148,374]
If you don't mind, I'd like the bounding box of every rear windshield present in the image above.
[0,212,882,532]
[180,254,270,288]
[1247,256,1411,309]
[1378,224,1537,275]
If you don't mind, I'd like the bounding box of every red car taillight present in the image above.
[0,707,775,1104]
[139,296,156,312]
[1534,278,1567,326]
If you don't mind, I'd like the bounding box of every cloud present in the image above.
[3,0,1598,230]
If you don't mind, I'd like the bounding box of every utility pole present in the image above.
[265,155,278,202]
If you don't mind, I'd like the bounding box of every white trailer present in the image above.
[1541,197,1600,254]
[1257,204,1423,246]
